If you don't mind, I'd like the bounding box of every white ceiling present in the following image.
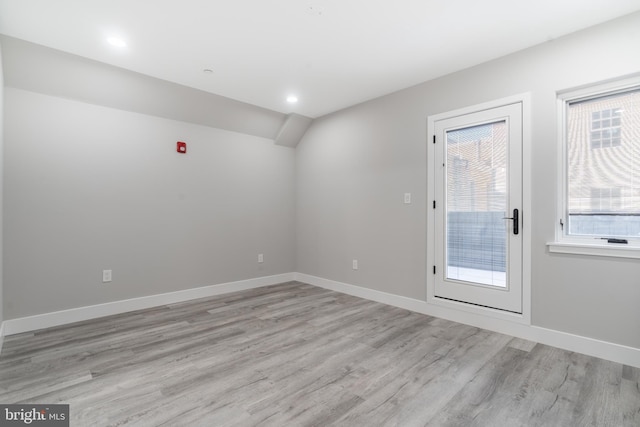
[1,0,640,118]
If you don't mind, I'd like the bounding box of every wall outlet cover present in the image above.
[102,270,112,283]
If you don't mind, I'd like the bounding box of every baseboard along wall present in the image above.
[294,273,640,369]
[2,273,295,336]
[1,272,638,369]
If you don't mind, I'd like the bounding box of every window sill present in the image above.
[547,241,640,259]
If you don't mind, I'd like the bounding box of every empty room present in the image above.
[0,1,639,426]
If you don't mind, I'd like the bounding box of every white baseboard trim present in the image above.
[3,273,295,336]
[4,272,639,368]
[295,273,640,368]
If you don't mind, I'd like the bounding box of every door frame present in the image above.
[427,93,531,324]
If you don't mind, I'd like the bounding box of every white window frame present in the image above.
[548,75,640,259]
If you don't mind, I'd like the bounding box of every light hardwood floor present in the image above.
[0,282,638,426]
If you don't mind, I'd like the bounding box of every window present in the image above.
[551,76,640,257]
[591,108,621,148]
[590,188,621,213]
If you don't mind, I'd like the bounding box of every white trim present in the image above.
[554,75,640,252]
[295,273,428,313]
[4,271,639,368]
[427,93,532,122]
[521,94,533,324]
[3,273,295,336]
[547,241,640,259]
[556,73,640,101]
[426,93,532,323]
[424,295,528,324]
[295,273,640,369]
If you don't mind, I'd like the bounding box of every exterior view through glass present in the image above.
[566,89,640,238]
[446,121,508,287]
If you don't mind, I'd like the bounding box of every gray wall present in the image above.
[3,12,640,351]
[296,12,640,349]
[4,88,295,319]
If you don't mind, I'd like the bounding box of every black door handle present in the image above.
[502,208,519,235]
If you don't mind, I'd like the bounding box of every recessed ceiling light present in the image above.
[287,95,299,103]
[106,37,127,48]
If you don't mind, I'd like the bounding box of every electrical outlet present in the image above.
[102,269,112,283]
[258,253,264,263]
[352,259,358,270]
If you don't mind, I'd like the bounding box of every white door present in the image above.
[432,102,523,313]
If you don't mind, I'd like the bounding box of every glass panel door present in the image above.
[433,102,522,313]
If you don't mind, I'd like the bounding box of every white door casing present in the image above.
[427,95,531,321]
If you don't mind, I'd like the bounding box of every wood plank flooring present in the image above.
[0,281,638,426]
